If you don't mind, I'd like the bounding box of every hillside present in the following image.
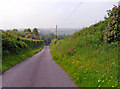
[50,5,120,87]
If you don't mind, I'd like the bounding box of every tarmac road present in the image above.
[2,46,77,87]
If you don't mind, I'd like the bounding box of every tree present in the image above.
[49,33,56,39]
[33,28,38,35]
[13,29,18,31]
[33,28,39,39]
[104,5,120,43]
[27,28,31,33]
[24,28,31,33]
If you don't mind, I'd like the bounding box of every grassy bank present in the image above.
[2,47,43,73]
[50,6,119,87]
[50,39,118,87]
[2,30,45,73]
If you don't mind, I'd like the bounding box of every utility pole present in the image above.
[56,25,57,39]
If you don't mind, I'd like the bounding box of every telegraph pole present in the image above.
[56,25,57,39]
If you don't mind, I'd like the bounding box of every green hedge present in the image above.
[50,6,119,87]
[2,31,45,57]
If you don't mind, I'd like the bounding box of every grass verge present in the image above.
[50,39,118,87]
[2,46,43,73]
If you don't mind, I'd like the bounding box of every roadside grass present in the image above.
[2,46,43,73]
[50,39,118,87]
[49,7,119,86]
[50,10,119,87]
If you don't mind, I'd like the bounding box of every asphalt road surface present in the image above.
[2,46,77,87]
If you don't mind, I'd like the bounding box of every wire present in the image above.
[58,1,82,27]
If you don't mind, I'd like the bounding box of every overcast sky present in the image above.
[0,0,119,29]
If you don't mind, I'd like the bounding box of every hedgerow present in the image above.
[2,31,44,57]
[50,5,119,87]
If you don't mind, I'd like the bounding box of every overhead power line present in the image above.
[58,1,82,27]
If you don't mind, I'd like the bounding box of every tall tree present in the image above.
[27,28,31,33]
[33,28,39,39]
[24,28,31,33]
[33,28,38,35]
[13,29,18,31]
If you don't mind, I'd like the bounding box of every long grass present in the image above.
[49,13,119,87]
[50,38,118,87]
[2,46,43,73]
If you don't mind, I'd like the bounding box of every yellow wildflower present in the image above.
[102,80,104,82]
[102,74,105,77]
[22,55,24,56]
[98,85,101,87]
[106,77,107,80]
[110,76,113,79]
[112,62,115,65]
[98,79,101,82]
[84,77,86,79]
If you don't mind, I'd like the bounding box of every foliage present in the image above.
[6,30,30,38]
[7,28,40,40]
[32,28,39,39]
[27,28,32,33]
[50,6,119,87]
[5,28,70,45]
[33,28,39,35]
[39,33,70,45]
[13,29,18,32]
[2,31,44,57]
[104,5,120,43]
[2,47,43,73]
[24,28,32,33]
[2,30,45,73]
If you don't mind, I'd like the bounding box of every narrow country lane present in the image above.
[2,46,77,87]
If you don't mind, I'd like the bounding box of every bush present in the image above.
[2,31,45,57]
